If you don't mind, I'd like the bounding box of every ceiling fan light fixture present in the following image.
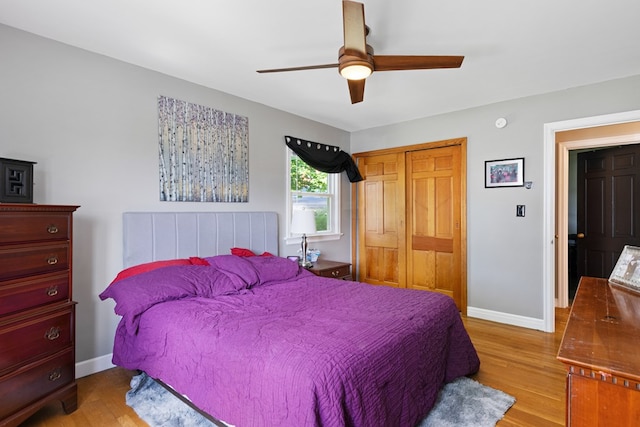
[339,63,372,80]
[256,1,463,103]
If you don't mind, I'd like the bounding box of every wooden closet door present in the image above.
[356,153,406,288]
[353,138,467,313]
[406,145,463,310]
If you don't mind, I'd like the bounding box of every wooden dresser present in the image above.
[0,204,79,427]
[557,276,640,426]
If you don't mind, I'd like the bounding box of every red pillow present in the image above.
[231,247,257,257]
[110,258,194,285]
[231,247,275,257]
[189,256,210,265]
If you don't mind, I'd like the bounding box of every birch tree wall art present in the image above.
[158,95,249,202]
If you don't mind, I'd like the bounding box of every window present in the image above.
[286,149,341,243]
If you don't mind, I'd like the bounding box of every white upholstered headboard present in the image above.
[122,212,279,268]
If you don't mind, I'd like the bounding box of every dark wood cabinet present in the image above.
[0,204,79,427]
[557,276,640,426]
[307,259,352,280]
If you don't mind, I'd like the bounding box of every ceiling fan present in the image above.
[257,0,464,104]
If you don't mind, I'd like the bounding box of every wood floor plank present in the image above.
[16,309,570,426]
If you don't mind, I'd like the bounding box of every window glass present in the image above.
[288,151,340,238]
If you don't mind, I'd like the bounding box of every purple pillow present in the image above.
[99,265,247,334]
[245,255,306,285]
[205,255,307,287]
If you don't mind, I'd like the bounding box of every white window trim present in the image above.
[285,148,342,245]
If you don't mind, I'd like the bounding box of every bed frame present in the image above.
[122,211,279,268]
[122,211,279,426]
[115,211,479,426]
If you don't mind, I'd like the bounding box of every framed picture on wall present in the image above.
[609,245,640,293]
[485,158,524,188]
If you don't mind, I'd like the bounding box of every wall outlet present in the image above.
[516,205,525,217]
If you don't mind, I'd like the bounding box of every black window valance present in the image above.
[285,136,363,183]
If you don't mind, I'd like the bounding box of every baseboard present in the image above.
[76,353,115,378]
[467,306,546,331]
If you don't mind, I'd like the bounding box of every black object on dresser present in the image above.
[0,158,36,204]
[0,204,79,427]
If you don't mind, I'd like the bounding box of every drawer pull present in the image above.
[47,286,59,297]
[331,270,340,277]
[45,326,61,340]
[47,225,59,234]
[48,368,62,382]
[47,256,59,265]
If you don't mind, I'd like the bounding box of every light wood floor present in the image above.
[19,308,570,427]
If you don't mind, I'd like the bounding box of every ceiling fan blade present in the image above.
[372,55,464,71]
[257,63,339,73]
[343,1,367,56]
[347,79,365,104]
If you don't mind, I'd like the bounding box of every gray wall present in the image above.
[0,24,352,370]
[3,22,640,373]
[351,75,640,320]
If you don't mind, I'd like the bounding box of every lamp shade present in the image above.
[291,208,317,235]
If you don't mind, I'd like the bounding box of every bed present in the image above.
[100,212,480,427]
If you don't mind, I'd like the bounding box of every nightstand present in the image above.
[307,260,352,280]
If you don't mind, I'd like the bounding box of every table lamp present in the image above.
[291,208,316,268]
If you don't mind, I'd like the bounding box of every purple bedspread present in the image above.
[101,256,479,427]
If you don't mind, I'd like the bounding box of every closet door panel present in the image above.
[356,153,406,287]
[407,146,462,309]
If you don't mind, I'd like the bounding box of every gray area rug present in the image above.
[418,376,516,427]
[127,373,515,427]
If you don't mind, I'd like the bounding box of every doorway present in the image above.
[550,114,640,317]
[567,144,640,301]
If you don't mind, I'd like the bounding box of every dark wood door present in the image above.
[577,145,640,278]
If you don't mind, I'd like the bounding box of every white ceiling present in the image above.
[2,0,639,132]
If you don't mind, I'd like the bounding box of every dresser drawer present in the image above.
[0,273,69,316]
[0,212,71,245]
[309,261,352,279]
[318,264,351,279]
[0,348,74,420]
[0,243,69,281]
[0,305,74,374]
